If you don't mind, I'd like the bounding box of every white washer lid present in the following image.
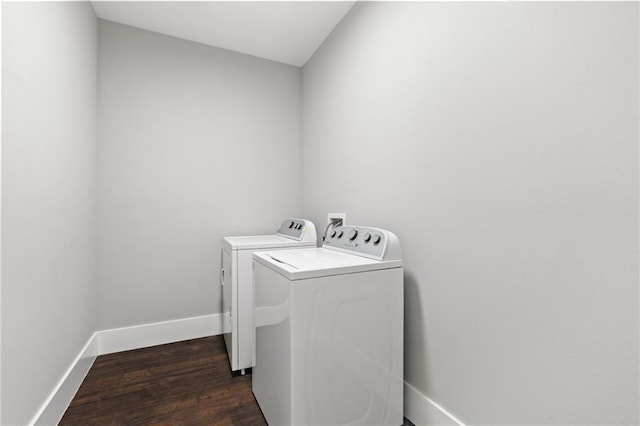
[223,235,316,251]
[253,248,402,280]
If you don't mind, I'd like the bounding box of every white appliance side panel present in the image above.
[253,261,292,426]
[290,268,404,426]
[236,250,256,369]
[221,248,238,370]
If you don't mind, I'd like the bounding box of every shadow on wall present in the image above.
[404,269,429,393]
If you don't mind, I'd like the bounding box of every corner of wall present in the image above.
[30,334,98,426]
[28,314,224,424]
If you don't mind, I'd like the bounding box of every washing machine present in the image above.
[252,225,403,425]
[221,218,317,374]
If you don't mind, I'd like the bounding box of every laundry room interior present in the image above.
[1,1,638,425]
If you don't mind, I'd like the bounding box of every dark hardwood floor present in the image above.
[60,335,266,425]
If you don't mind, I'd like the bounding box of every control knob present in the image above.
[348,230,358,241]
[363,233,372,243]
[336,230,344,238]
[372,235,382,245]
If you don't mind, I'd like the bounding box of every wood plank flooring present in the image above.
[60,335,266,425]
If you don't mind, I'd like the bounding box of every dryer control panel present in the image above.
[276,218,315,241]
[324,225,401,261]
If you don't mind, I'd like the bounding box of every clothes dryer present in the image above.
[252,225,403,425]
[221,218,316,374]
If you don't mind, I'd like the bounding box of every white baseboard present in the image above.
[30,333,98,426]
[404,381,466,426]
[96,313,223,355]
[30,313,223,425]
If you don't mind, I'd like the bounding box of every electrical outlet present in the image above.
[327,212,346,227]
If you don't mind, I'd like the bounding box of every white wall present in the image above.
[97,21,303,329]
[302,2,639,425]
[1,2,98,424]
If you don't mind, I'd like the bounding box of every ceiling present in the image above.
[91,1,355,67]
